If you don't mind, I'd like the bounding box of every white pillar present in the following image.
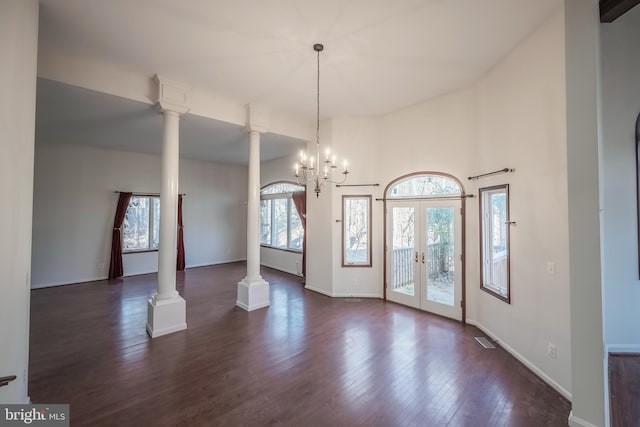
[246,130,262,281]
[236,129,270,311]
[147,76,190,338]
[157,110,180,299]
[0,0,38,404]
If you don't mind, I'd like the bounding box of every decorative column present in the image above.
[237,104,270,311]
[147,75,190,338]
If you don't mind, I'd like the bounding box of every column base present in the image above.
[236,278,270,311]
[146,295,187,338]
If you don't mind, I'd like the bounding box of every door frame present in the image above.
[383,171,468,323]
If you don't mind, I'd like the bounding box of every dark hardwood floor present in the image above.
[29,263,570,426]
[609,353,640,427]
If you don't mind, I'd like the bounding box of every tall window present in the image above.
[480,185,510,302]
[123,196,160,252]
[342,195,372,267]
[260,182,305,252]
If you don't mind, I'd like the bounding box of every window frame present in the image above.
[342,195,372,267]
[122,195,160,254]
[260,182,305,253]
[479,184,511,303]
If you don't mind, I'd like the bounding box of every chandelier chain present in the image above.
[294,43,349,197]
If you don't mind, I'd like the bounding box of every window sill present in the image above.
[480,285,510,304]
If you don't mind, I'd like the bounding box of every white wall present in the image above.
[600,4,640,350]
[471,8,572,397]
[302,4,574,402]
[0,0,38,404]
[565,0,605,425]
[329,117,385,298]
[31,143,247,288]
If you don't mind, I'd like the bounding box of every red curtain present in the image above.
[177,194,185,271]
[292,190,307,278]
[108,192,132,280]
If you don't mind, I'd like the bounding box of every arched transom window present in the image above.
[386,174,462,199]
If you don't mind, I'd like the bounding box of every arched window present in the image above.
[260,182,305,251]
[386,174,462,198]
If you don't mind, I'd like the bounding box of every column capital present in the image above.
[153,74,191,115]
[246,103,270,133]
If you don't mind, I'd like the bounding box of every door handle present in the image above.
[415,252,419,263]
[421,253,425,264]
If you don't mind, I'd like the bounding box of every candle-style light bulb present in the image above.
[295,163,299,176]
[310,156,315,169]
[343,160,348,172]
[325,148,330,161]
[332,155,336,166]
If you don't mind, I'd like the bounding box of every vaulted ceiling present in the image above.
[36,0,564,163]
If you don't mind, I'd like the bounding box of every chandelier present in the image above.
[295,43,349,197]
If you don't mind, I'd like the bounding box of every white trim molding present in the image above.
[568,410,601,427]
[466,319,572,401]
[304,285,382,299]
[605,344,640,353]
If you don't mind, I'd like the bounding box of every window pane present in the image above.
[152,197,160,250]
[261,182,304,195]
[480,186,509,302]
[123,197,150,251]
[273,199,288,248]
[343,196,371,266]
[289,201,303,250]
[387,175,461,198]
[260,200,272,245]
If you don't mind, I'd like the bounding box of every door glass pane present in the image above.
[425,207,455,306]
[391,207,415,296]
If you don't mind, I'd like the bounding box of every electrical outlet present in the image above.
[546,261,556,275]
[547,342,557,359]
[98,262,104,272]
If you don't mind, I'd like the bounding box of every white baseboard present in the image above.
[305,285,333,297]
[332,292,382,298]
[466,319,572,401]
[187,259,245,269]
[568,411,601,427]
[304,285,381,299]
[31,259,248,289]
[605,344,640,353]
[31,276,107,289]
[260,262,302,277]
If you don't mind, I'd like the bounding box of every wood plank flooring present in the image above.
[609,353,640,427]
[29,262,570,426]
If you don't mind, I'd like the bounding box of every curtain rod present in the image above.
[468,168,514,181]
[114,191,186,196]
[335,183,380,188]
[375,194,474,202]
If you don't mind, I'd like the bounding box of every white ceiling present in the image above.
[36,79,305,164]
[35,0,562,164]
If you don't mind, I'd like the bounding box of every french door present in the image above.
[386,200,462,321]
